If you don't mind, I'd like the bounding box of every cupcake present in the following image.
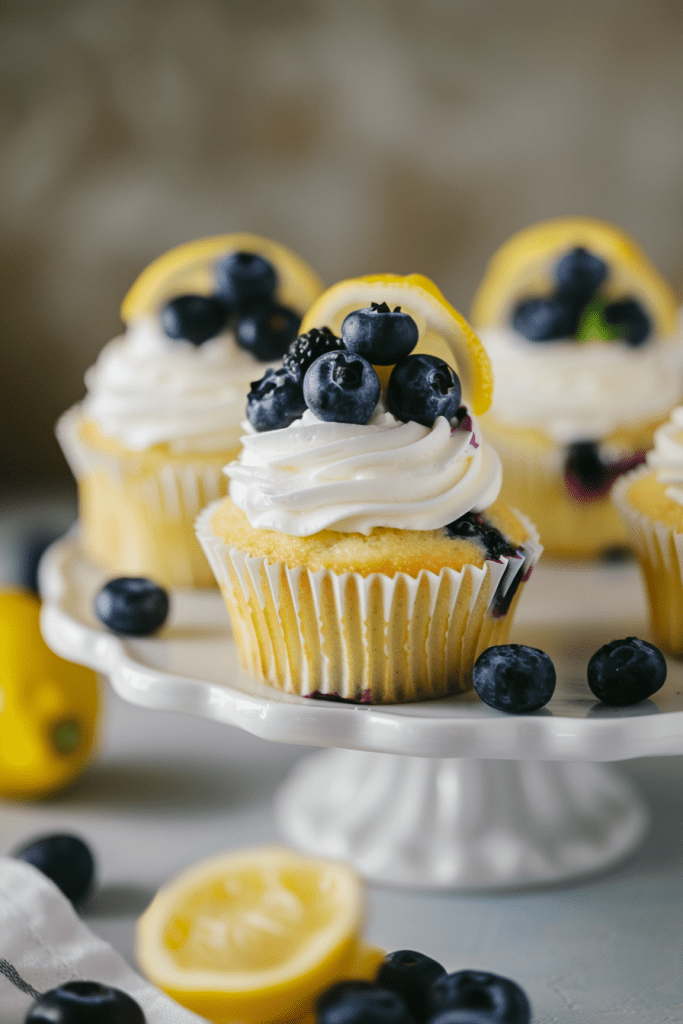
[470,217,682,559]
[196,274,542,703]
[57,233,323,588]
[613,407,683,655]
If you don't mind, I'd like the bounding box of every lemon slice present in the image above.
[136,845,384,1024]
[470,216,679,339]
[121,233,324,324]
[300,273,493,416]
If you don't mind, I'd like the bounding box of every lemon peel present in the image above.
[136,845,383,1024]
[121,233,324,324]
[300,273,493,416]
[471,216,678,339]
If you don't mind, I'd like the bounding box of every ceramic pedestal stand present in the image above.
[40,533,679,890]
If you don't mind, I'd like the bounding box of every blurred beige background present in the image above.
[2,0,683,485]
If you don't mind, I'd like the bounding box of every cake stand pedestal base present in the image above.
[275,749,649,890]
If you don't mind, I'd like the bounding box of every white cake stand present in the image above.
[39,532,683,891]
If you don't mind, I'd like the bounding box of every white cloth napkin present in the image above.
[0,857,208,1023]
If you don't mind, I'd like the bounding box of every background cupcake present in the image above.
[613,407,683,655]
[197,274,542,703]
[57,233,323,588]
[470,217,682,559]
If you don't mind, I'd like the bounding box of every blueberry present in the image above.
[445,512,517,562]
[14,834,95,909]
[604,299,651,346]
[235,301,301,361]
[587,636,667,705]
[473,644,556,714]
[26,981,145,1023]
[160,294,229,345]
[283,326,345,378]
[246,366,307,431]
[511,296,578,341]
[426,969,531,1024]
[387,354,461,427]
[555,246,608,299]
[315,983,416,1024]
[341,302,419,365]
[215,251,277,307]
[303,350,380,424]
[376,950,446,1023]
[95,578,169,637]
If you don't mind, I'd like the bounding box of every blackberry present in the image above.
[283,326,344,380]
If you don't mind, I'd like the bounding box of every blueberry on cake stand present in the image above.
[39,532,682,890]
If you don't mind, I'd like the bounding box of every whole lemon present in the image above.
[0,587,98,798]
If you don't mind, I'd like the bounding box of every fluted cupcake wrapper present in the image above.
[57,405,235,588]
[196,502,542,703]
[612,466,683,655]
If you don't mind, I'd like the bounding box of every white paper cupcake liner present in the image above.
[57,405,234,587]
[196,502,542,703]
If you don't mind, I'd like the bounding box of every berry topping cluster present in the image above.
[161,250,301,359]
[315,952,531,1024]
[472,636,667,714]
[247,302,464,433]
[512,246,651,346]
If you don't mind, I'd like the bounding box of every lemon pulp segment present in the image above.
[121,233,324,323]
[471,216,678,338]
[300,273,493,416]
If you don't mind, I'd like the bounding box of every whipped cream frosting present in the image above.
[480,327,683,445]
[646,406,683,506]
[82,318,275,452]
[226,405,502,536]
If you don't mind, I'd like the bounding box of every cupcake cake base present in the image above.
[197,498,542,703]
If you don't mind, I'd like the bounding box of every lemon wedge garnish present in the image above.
[121,233,324,324]
[470,216,679,339]
[136,845,384,1024]
[300,273,493,416]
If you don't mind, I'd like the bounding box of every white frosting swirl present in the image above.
[647,406,683,506]
[226,406,502,536]
[82,318,276,452]
[480,327,683,444]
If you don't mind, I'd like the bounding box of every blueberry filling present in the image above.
[445,511,518,562]
[564,440,646,501]
[511,245,651,346]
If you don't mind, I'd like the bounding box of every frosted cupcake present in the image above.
[197,274,542,703]
[471,217,681,559]
[57,234,323,588]
[613,407,683,655]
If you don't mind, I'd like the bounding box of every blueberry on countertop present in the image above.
[426,969,531,1024]
[26,981,145,1023]
[215,251,277,307]
[316,983,417,1024]
[283,326,345,379]
[15,833,95,909]
[473,644,556,714]
[304,350,380,424]
[341,302,419,365]
[246,366,307,431]
[555,246,608,300]
[587,636,667,706]
[235,301,301,361]
[376,950,446,1023]
[511,296,578,341]
[161,294,230,345]
[387,354,461,427]
[95,578,169,637]
[604,299,651,346]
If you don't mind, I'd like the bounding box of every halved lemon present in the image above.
[136,845,384,1024]
[121,233,324,324]
[470,216,679,339]
[300,274,493,416]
